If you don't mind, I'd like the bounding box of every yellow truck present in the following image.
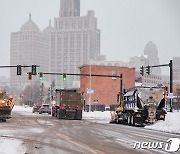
[0,90,14,122]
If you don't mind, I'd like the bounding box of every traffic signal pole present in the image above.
[42,72,123,78]
[169,60,173,112]
[120,74,123,94]
[140,60,173,112]
[0,65,40,76]
[42,72,123,112]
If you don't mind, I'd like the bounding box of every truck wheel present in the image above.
[2,119,6,122]
[116,119,120,124]
[131,115,135,126]
[127,115,131,125]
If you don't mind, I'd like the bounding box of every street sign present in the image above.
[168,93,173,99]
[87,88,94,94]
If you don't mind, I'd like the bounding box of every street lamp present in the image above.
[89,62,92,112]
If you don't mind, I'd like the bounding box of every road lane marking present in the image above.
[57,133,106,154]
[93,128,174,154]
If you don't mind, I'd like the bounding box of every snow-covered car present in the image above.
[39,104,51,114]
[32,105,41,113]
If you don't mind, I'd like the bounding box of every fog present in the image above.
[0,0,180,77]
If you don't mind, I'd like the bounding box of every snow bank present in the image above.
[83,111,180,134]
[0,138,25,154]
[12,105,33,115]
[83,111,111,123]
[145,111,180,134]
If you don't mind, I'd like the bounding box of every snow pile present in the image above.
[83,111,111,123]
[12,105,33,115]
[0,138,25,154]
[145,111,180,134]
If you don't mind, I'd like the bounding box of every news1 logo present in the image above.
[165,138,180,152]
[133,138,180,152]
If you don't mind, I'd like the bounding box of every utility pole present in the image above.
[169,60,173,112]
[89,64,92,112]
[120,74,123,94]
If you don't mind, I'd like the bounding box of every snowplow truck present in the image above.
[52,89,83,120]
[0,90,14,122]
[110,86,167,126]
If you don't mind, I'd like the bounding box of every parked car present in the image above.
[32,105,41,113]
[39,104,51,114]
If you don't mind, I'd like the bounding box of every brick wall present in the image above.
[80,65,135,107]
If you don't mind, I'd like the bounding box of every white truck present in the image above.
[110,86,167,126]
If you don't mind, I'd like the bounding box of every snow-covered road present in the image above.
[0,106,180,154]
[12,105,180,134]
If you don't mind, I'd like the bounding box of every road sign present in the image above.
[87,88,94,94]
[168,93,173,99]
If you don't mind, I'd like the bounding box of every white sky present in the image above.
[0,0,180,76]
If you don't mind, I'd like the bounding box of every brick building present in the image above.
[80,65,135,108]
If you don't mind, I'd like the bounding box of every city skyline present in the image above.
[0,0,180,77]
[9,0,101,89]
[49,0,100,88]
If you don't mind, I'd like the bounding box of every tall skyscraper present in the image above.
[144,41,161,75]
[10,14,49,91]
[60,0,80,17]
[49,0,101,88]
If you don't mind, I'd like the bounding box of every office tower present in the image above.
[144,41,161,75]
[50,0,100,88]
[10,14,49,91]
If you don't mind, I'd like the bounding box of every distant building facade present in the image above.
[140,73,162,86]
[49,0,100,88]
[129,55,149,70]
[129,41,162,86]
[90,55,128,67]
[80,65,135,107]
[10,14,49,91]
[144,41,161,75]
[129,55,162,86]
[0,76,10,88]
[173,57,180,84]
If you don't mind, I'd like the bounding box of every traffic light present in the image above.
[62,73,67,81]
[17,65,21,75]
[146,65,150,75]
[39,72,43,80]
[28,72,32,80]
[140,66,144,76]
[32,65,36,75]
[165,86,168,92]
